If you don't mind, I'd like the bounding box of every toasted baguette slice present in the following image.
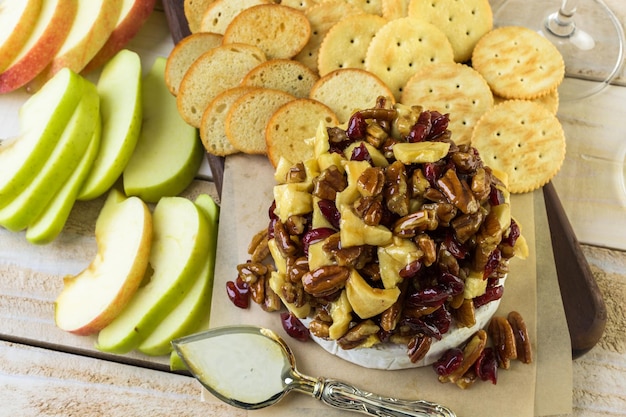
[176,43,266,128]
[165,32,222,96]
[199,0,270,34]
[266,98,338,167]
[223,4,311,60]
[225,88,296,154]
[200,86,258,156]
[241,58,319,98]
[309,68,395,123]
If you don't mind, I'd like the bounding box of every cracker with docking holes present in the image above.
[494,90,560,115]
[266,98,339,167]
[407,0,493,63]
[165,32,223,96]
[223,4,311,60]
[294,0,364,72]
[199,86,259,156]
[225,88,296,154]
[317,13,388,77]
[309,68,395,123]
[199,0,271,35]
[471,26,565,99]
[470,100,565,193]
[345,0,383,15]
[400,62,493,146]
[176,43,266,128]
[364,17,455,101]
[241,59,319,99]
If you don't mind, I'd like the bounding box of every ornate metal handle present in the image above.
[314,378,456,417]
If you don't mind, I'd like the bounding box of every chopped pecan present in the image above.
[337,320,380,350]
[384,161,409,216]
[302,265,351,298]
[415,233,437,266]
[450,146,482,174]
[237,261,268,284]
[410,168,430,197]
[357,167,385,197]
[247,228,270,263]
[286,256,309,283]
[312,165,346,200]
[273,220,298,258]
[323,235,374,268]
[392,209,437,238]
[365,121,389,148]
[354,196,383,226]
[284,215,308,235]
[262,278,281,312]
[423,202,457,227]
[249,273,266,305]
[407,335,432,363]
[451,210,485,244]
[508,311,532,364]
[455,368,478,389]
[286,162,307,183]
[309,318,330,338]
[470,167,491,202]
[453,298,476,328]
[436,168,479,214]
[488,316,518,369]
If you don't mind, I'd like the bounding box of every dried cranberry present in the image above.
[433,347,463,376]
[346,112,367,140]
[438,272,464,297]
[502,218,521,247]
[226,277,249,309]
[280,312,310,342]
[268,200,278,220]
[403,316,443,340]
[473,285,504,308]
[302,227,336,256]
[444,231,468,259]
[406,286,449,308]
[428,111,449,139]
[424,304,452,336]
[489,186,505,206]
[350,142,372,163]
[423,162,443,186]
[317,199,341,229]
[483,248,502,279]
[399,259,422,279]
[475,347,498,384]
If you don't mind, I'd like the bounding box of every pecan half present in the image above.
[302,265,350,298]
[357,166,385,197]
[407,335,432,363]
[488,316,518,369]
[312,165,346,200]
[441,329,487,383]
[508,311,532,364]
[337,320,380,350]
[436,168,479,214]
[354,196,384,226]
[247,228,270,262]
[453,298,476,328]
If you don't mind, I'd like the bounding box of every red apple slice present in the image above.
[54,188,153,336]
[0,0,43,73]
[27,0,124,91]
[82,0,157,73]
[0,0,78,94]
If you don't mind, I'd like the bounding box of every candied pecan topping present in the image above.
[436,168,479,214]
[384,161,410,216]
[508,311,532,364]
[488,316,518,369]
[337,320,380,350]
[357,166,385,197]
[354,196,384,226]
[302,265,351,298]
[312,165,347,200]
[286,162,307,183]
[408,335,432,363]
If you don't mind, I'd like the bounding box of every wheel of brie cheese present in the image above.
[236,98,527,370]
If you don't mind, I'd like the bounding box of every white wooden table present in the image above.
[1,1,625,416]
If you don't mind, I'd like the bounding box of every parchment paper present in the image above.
[207,153,572,417]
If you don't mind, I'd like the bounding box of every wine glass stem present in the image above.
[546,0,579,37]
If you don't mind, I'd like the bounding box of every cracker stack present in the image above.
[173,0,567,192]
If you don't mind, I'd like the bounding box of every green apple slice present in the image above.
[0,79,99,232]
[123,56,203,203]
[96,196,210,354]
[137,194,219,356]
[25,113,102,244]
[78,49,142,201]
[0,68,83,205]
[54,188,152,335]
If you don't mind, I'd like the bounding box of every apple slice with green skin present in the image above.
[78,49,142,201]
[137,194,219,356]
[0,68,84,206]
[96,196,210,354]
[26,0,124,91]
[25,114,102,244]
[0,78,99,232]
[83,0,157,74]
[54,188,152,336]
[0,0,42,73]
[0,0,77,93]
[123,56,203,203]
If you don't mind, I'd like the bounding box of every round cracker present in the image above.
[364,17,454,101]
[225,88,296,154]
[223,4,311,60]
[494,89,560,115]
[199,86,259,156]
[241,58,319,98]
[317,13,387,76]
[401,62,494,146]
[382,0,411,20]
[470,100,565,193]
[407,0,493,63]
[310,68,395,124]
[471,26,565,99]
[266,98,339,167]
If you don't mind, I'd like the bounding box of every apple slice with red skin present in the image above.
[0,0,43,73]
[0,0,78,93]
[83,0,157,73]
[54,188,152,336]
